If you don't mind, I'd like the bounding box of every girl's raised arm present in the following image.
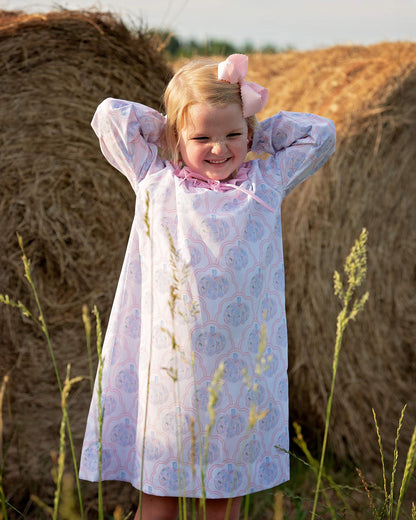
[91,98,166,191]
[251,111,336,197]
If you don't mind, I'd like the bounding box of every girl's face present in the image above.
[178,103,251,181]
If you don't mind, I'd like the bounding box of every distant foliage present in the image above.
[149,30,292,58]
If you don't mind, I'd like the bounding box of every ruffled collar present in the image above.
[174,162,250,192]
[173,163,274,212]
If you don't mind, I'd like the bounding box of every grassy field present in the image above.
[1,230,415,519]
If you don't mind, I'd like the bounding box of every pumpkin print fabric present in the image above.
[79,98,336,498]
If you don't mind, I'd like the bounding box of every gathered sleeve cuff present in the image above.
[251,111,336,197]
[91,98,167,191]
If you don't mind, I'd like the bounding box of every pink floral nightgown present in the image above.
[79,98,336,498]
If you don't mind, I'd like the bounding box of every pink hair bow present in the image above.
[218,54,268,117]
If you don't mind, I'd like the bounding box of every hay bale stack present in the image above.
[0,9,171,513]
[249,43,416,464]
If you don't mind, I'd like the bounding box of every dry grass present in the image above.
[0,10,415,515]
[0,9,171,513]
[247,44,416,468]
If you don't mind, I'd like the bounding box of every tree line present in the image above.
[150,31,293,58]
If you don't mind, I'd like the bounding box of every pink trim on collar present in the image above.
[173,165,274,212]
[175,165,248,191]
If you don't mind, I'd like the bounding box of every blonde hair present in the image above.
[163,58,257,164]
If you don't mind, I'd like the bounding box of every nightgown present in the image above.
[79,98,336,498]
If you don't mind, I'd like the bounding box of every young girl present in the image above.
[79,54,336,520]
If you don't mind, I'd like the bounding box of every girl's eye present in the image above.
[192,136,209,141]
[227,133,243,138]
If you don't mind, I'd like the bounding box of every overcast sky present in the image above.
[4,0,416,50]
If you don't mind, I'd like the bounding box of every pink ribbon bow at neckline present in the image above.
[218,54,268,117]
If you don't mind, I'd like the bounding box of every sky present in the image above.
[3,0,416,50]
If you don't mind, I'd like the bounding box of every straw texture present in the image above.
[0,12,415,513]
[0,9,171,514]
[249,43,416,465]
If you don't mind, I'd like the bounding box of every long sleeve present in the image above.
[91,98,167,191]
[251,111,336,197]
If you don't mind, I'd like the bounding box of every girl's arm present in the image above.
[91,98,166,191]
[251,111,336,197]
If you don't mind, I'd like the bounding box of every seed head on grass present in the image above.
[311,228,369,520]
[0,235,85,518]
[243,322,271,430]
[40,364,83,520]
[356,467,379,519]
[197,361,226,518]
[92,305,105,520]
[165,226,199,324]
[207,362,225,428]
[144,191,150,239]
[82,304,94,393]
[248,406,269,431]
[333,227,369,324]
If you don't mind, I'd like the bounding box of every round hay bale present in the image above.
[249,43,416,466]
[0,9,172,515]
[1,16,415,512]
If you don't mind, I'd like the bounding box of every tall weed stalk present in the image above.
[311,228,369,519]
[93,306,105,520]
[395,422,416,519]
[163,227,200,520]
[137,192,155,520]
[357,407,416,519]
[81,305,105,520]
[52,365,83,520]
[82,304,95,394]
[0,234,85,518]
[0,375,9,520]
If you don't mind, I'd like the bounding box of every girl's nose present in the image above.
[211,139,227,154]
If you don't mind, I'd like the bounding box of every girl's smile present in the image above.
[179,103,252,181]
